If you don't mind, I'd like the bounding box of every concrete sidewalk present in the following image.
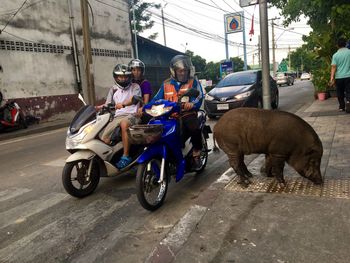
[147,97,350,263]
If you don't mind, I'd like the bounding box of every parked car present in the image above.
[300,72,311,80]
[276,72,294,86]
[204,70,279,119]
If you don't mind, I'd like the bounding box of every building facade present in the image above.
[0,0,133,121]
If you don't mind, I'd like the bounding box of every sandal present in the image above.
[116,156,132,169]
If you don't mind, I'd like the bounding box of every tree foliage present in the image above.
[271,0,350,91]
[130,0,160,39]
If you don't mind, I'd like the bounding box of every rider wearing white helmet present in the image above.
[99,63,142,169]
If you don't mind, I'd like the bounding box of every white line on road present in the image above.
[0,192,68,229]
[0,188,32,202]
[0,128,66,146]
[146,205,207,262]
[0,196,129,263]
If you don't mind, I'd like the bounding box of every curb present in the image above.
[0,122,70,141]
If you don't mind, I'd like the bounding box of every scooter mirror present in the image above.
[132,95,143,105]
[78,93,87,106]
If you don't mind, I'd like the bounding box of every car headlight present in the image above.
[235,90,253,100]
[205,94,215,101]
[65,123,95,149]
[145,104,173,117]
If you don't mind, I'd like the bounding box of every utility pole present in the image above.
[258,34,261,67]
[259,0,271,109]
[80,0,95,105]
[161,4,167,46]
[131,0,138,58]
[288,45,291,70]
[270,18,278,77]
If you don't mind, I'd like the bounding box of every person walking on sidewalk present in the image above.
[330,37,350,113]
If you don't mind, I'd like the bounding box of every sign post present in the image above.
[224,12,247,70]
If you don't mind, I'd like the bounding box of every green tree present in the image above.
[130,0,160,40]
[204,62,221,84]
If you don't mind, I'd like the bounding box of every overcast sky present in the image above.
[139,0,312,65]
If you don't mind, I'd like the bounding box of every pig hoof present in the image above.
[277,182,286,188]
[246,171,253,178]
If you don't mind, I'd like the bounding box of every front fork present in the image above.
[147,157,166,183]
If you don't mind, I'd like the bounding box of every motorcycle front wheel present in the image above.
[136,159,168,211]
[62,159,100,198]
[195,133,209,174]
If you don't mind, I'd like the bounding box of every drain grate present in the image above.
[225,176,350,199]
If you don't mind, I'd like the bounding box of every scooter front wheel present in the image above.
[62,159,100,198]
[136,159,168,211]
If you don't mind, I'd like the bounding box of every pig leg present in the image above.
[228,153,252,187]
[270,156,286,187]
[260,154,273,177]
[242,163,253,178]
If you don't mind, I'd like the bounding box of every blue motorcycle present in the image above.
[128,89,212,211]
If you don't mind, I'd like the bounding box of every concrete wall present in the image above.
[0,0,133,120]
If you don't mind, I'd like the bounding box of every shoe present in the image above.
[116,156,132,169]
[192,155,202,170]
[346,101,350,113]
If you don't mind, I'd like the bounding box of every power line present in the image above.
[0,0,29,34]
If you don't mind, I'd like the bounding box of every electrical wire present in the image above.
[0,0,29,33]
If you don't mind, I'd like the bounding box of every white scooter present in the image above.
[62,94,144,198]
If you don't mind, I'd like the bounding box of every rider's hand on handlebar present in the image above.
[115,103,124,110]
[182,102,194,111]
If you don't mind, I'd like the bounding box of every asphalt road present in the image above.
[0,80,315,262]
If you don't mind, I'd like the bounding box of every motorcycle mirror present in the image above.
[180,88,200,100]
[132,95,143,105]
[78,93,87,106]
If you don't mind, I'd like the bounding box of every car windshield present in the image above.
[216,71,257,87]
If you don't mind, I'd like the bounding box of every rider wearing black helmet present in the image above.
[151,55,204,169]
[98,63,142,169]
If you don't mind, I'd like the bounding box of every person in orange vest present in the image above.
[151,55,204,169]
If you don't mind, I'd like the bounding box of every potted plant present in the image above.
[312,67,329,101]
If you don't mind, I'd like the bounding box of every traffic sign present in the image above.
[239,0,258,7]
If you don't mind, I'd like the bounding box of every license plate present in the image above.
[217,104,229,110]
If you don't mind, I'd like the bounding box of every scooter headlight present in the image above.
[145,104,173,117]
[65,123,95,149]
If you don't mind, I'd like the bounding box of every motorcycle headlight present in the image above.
[145,104,173,117]
[65,123,94,149]
[205,94,214,101]
[234,90,253,100]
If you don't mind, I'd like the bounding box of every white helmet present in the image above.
[113,64,132,89]
[128,59,146,75]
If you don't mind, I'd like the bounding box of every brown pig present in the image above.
[213,108,323,187]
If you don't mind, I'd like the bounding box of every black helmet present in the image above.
[169,55,195,83]
[113,64,132,89]
[128,59,146,75]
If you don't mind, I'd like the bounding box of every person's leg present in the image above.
[336,78,346,110]
[101,117,122,144]
[116,115,139,169]
[344,77,350,113]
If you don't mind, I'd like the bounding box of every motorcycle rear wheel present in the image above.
[62,159,100,198]
[136,159,168,211]
[195,133,209,174]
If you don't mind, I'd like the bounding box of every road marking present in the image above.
[146,205,207,263]
[0,196,129,263]
[0,188,32,202]
[0,193,68,229]
[42,158,66,167]
[0,128,66,146]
